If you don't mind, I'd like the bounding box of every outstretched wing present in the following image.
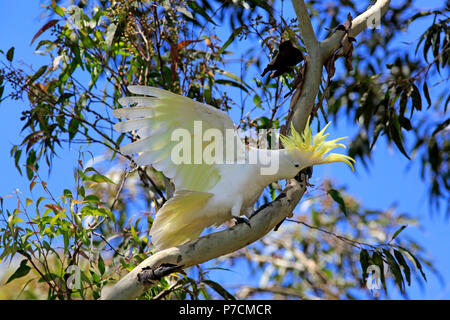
[113,85,245,192]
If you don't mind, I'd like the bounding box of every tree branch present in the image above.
[100,178,307,299]
[289,0,322,133]
[320,0,391,63]
[290,0,391,132]
[292,0,319,53]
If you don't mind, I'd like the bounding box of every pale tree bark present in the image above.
[100,0,391,300]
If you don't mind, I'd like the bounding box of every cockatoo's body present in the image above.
[114,86,354,250]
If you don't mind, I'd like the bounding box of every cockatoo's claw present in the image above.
[233,215,251,228]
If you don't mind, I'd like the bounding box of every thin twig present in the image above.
[152,279,185,300]
[93,232,126,258]
[285,218,388,250]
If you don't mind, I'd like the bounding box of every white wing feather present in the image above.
[113,85,245,192]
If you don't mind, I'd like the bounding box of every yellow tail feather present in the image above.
[150,191,214,250]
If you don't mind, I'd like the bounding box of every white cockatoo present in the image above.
[113,86,354,250]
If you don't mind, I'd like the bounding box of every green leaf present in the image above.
[253,94,262,109]
[130,224,139,243]
[411,84,422,111]
[28,65,48,85]
[203,280,236,300]
[394,250,411,286]
[98,254,105,276]
[56,112,66,130]
[215,79,249,93]
[80,205,108,218]
[77,186,85,198]
[216,68,245,84]
[8,214,24,227]
[390,225,407,242]
[399,89,408,115]
[371,251,387,294]
[68,118,80,141]
[360,249,370,281]
[91,271,101,285]
[370,123,384,150]
[423,81,431,107]
[431,118,450,137]
[431,27,441,60]
[398,115,412,131]
[383,249,405,293]
[12,146,22,175]
[445,94,449,112]
[6,259,31,284]
[217,26,244,55]
[187,1,217,26]
[63,189,73,198]
[89,174,114,184]
[258,116,271,129]
[83,167,97,174]
[52,5,65,17]
[62,230,70,254]
[328,189,347,216]
[6,47,14,62]
[84,195,100,203]
[270,187,277,200]
[105,208,116,226]
[423,28,433,62]
[389,114,411,160]
[250,0,274,13]
[110,133,125,161]
[398,246,427,282]
[26,149,37,180]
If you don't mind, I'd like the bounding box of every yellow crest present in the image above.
[280,118,355,171]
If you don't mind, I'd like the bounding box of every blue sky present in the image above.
[0,1,448,299]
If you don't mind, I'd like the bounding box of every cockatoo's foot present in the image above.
[232,215,251,228]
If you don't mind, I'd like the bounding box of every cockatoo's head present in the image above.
[280,118,355,172]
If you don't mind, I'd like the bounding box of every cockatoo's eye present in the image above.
[294,163,300,168]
